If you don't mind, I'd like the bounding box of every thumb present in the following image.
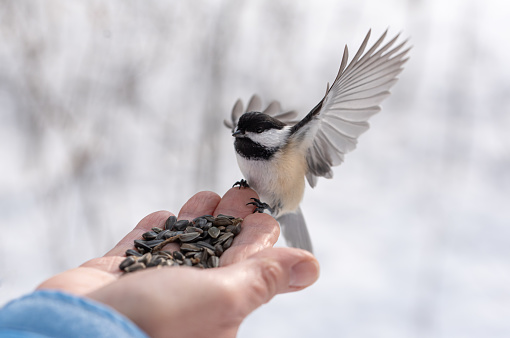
[221,247,320,315]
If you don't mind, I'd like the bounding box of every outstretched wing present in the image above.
[224,94,299,132]
[291,29,410,187]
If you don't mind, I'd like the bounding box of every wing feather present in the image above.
[224,95,300,132]
[294,30,410,187]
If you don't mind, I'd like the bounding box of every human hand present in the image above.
[37,188,320,338]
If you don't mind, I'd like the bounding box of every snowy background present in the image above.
[1,1,510,337]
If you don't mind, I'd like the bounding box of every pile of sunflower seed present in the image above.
[119,214,242,273]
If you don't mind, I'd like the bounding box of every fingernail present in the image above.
[289,259,320,287]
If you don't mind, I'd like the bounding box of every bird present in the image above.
[224,29,410,253]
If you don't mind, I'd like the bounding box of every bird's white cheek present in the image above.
[247,127,291,148]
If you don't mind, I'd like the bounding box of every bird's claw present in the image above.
[246,198,273,214]
[233,179,250,189]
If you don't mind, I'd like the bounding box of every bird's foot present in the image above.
[233,179,250,189]
[246,198,273,214]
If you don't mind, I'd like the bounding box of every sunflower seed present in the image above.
[195,241,215,251]
[173,251,185,261]
[202,222,212,231]
[204,215,216,222]
[179,232,200,242]
[208,227,221,239]
[192,217,208,227]
[185,226,203,234]
[156,230,170,240]
[165,215,177,230]
[214,243,224,257]
[119,256,137,270]
[126,249,143,257]
[124,262,146,273]
[217,214,236,219]
[223,236,234,250]
[142,231,159,240]
[208,256,220,268]
[151,227,163,233]
[134,240,152,253]
[174,219,190,231]
[213,217,233,226]
[232,223,242,235]
[214,232,234,245]
[148,256,166,267]
[180,243,201,252]
[162,259,176,267]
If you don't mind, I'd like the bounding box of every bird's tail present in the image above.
[277,207,314,253]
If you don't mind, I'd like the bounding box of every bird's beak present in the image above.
[232,129,244,137]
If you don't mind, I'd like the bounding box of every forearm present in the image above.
[0,290,148,338]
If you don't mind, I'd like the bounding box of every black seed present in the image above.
[148,256,166,267]
[192,217,208,227]
[183,258,193,266]
[214,243,224,257]
[139,253,153,266]
[134,240,152,253]
[202,222,212,231]
[163,259,176,267]
[151,227,163,233]
[232,224,242,235]
[214,232,234,245]
[126,249,143,257]
[165,216,177,230]
[119,256,137,270]
[162,231,182,239]
[195,241,216,251]
[208,227,221,239]
[124,262,146,273]
[213,217,234,226]
[156,230,170,240]
[217,214,235,219]
[173,251,185,260]
[142,231,158,240]
[200,249,209,263]
[208,256,220,268]
[180,243,201,252]
[185,226,203,234]
[174,219,190,231]
[158,251,174,259]
[179,232,200,242]
[204,215,215,222]
[223,236,234,250]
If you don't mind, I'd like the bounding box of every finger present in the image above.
[214,188,280,265]
[38,260,120,295]
[217,247,319,316]
[220,213,280,266]
[213,187,260,218]
[105,210,172,257]
[178,191,221,220]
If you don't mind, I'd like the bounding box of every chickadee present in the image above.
[224,30,410,253]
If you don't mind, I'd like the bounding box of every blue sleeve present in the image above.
[0,290,148,338]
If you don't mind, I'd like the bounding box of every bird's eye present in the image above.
[256,127,263,133]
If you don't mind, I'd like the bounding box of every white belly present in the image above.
[236,146,307,216]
